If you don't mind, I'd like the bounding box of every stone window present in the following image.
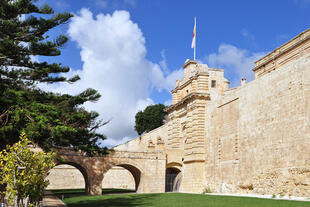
[211,80,216,88]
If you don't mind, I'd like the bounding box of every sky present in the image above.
[36,0,310,147]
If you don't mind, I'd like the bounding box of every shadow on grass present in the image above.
[50,188,136,198]
[64,194,160,207]
[102,188,135,194]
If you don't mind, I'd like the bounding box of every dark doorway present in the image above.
[165,168,181,192]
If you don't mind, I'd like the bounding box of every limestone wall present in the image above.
[46,165,135,190]
[46,164,85,189]
[205,52,310,197]
[114,124,168,152]
[46,29,310,197]
[102,167,135,189]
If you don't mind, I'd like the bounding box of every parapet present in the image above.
[253,28,310,78]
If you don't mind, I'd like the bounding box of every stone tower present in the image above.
[166,60,229,192]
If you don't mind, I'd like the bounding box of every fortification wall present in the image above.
[205,52,310,197]
[114,124,168,152]
[46,165,135,190]
[46,164,85,189]
[102,167,135,189]
[46,29,310,197]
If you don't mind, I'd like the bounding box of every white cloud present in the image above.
[205,44,265,87]
[102,136,132,148]
[30,55,39,63]
[159,50,169,74]
[19,14,25,21]
[40,9,181,147]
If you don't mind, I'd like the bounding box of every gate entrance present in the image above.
[165,168,181,192]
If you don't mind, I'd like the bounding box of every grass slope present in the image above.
[59,192,310,207]
[51,188,135,195]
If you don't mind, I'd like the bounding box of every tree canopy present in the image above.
[134,104,167,135]
[0,0,108,154]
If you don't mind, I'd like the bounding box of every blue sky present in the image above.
[37,0,310,146]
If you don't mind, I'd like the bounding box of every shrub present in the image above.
[0,132,55,207]
[202,187,212,194]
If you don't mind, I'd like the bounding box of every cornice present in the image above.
[165,92,210,113]
[182,60,197,68]
[253,28,310,72]
[171,72,209,93]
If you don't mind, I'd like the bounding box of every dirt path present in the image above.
[43,191,67,207]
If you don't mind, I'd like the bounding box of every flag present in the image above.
[191,17,196,48]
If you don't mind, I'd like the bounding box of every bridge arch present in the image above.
[52,161,90,194]
[104,159,144,192]
[167,162,182,171]
[52,148,166,195]
[117,164,141,191]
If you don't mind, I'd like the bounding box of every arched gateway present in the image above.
[53,147,166,195]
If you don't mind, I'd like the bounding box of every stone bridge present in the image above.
[53,148,166,195]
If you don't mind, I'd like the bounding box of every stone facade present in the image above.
[116,28,310,197]
[48,28,310,197]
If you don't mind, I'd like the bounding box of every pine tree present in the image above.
[0,0,108,154]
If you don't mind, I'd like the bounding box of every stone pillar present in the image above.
[136,159,166,193]
[181,101,206,193]
[86,172,104,196]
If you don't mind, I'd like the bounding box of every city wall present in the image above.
[205,50,310,196]
[47,28,310,197]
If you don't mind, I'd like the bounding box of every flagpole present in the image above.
[191,16,196,61]
[194,41,196,61]
[194,17,196,60]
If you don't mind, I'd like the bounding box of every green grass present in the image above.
[50,188,135,198]
[57,191,310,207]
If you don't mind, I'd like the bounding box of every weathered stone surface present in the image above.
[46,164,85,189]
[46,165,135,190]
[50,149,165,195]
[48,28,310,197]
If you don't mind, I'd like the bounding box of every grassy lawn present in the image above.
[51,189,310,207]
[51,188,135,196]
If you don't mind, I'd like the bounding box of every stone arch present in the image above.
[102,166,135,190]
[167,162,182,171]
[166,163,182,192]
[105,159,145,192]
[117,164,141,192]
[48,161,89,194]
